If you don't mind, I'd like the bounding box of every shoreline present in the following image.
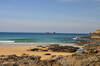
[0,42,79,46]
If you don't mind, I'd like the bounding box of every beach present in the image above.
[0,44,77,60]
[0,43,100,66]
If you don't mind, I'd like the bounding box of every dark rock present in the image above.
[0,55,5,57]
[24,61,29,64]
[2,62,18,66]
[44,53,51,55]
[29,56,35,60]
[49,44,60,48]
[30,48,40,51]
[42,49,48,51]
[48,44,79,52]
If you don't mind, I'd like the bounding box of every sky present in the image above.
[0,0,100,33]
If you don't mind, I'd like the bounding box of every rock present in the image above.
[8,54,17,58]
[49,44,60,48]
[48,44,79,52]
[40,60,62,66]
[2,62,18,66]
[82,45,98,55]
[44,53,51,55]
[30,48,40,51]
[0,55,5,57]
[42,49,48,51]
[28,56,35,60]
[24,61,29,64]
[29,47,48,52]
[37,45,46,48]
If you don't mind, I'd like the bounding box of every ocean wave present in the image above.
[0,41,76,46]
[0,40,75,45]
[0,41,15,43]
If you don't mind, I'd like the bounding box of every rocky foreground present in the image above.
[0,44,100,66]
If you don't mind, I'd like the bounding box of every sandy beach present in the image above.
[0,45,75,60]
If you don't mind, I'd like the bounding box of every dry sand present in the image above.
[0,45,74,60]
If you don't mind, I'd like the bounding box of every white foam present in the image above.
[0,41,15,43]
[0,41,78,47]
[12,42,76,46]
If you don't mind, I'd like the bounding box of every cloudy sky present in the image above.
[0,0,100,33]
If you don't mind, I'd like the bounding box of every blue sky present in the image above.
[0,0,100,33]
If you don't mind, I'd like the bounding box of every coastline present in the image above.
[0,42,80,46]
[0,43,100,66]
[0,43,82,60]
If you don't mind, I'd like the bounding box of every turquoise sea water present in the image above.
[0,32,88,44]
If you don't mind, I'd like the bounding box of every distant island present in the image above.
[45,32,56,34]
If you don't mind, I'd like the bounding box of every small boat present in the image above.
[73,37,80,40]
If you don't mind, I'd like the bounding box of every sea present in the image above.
[0,32,89,46]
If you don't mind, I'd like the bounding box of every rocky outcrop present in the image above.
[30,44,79,53]
[0,54,62,66]
[82,45,99,55]
[52,45,100,66]
[48,44,79,52]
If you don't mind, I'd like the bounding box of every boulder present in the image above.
[44,53,51,55]
[30,48,40,51]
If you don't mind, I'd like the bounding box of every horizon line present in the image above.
[0,31,90,34]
